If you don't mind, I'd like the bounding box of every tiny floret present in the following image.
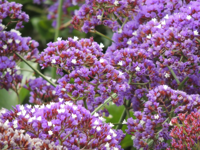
[118,28,122,33]
[71,59,77,64]
[114,0,119,6]
[48,130,53,135]
[164,73,170,78]
[57,37,62,41]
[117,61,123,66]
[51,59,56,64]
[135,66,140,72]
[127,40,132,45]
[100,43,104,48]
[186,15,192,20]
[194,30,198,35]
[2,45,7,49]
[73,36,79,41]
[97,15,102,20]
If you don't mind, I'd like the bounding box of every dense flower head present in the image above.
[126,85,200,149]
[0,102,124,149]
[0,119,62,150]
[24,77,58,105]
[0,56,22,91]
[0,0,29,29]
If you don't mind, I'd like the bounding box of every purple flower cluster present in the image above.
[0,56,22,91]
[0,102,124,149]
[126,85,200,149]
[24,77,58,105]
[0,0,29,29]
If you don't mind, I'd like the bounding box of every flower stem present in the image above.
[167,66,180,84]
[15,52,57,87]
[52,0,63,79]
[91,93,117,115]
[90,30,114,43]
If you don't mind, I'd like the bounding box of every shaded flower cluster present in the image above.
[126,85,200,149]
[0,102,124,149]
[24,77,58,105]
[0,56,22,91]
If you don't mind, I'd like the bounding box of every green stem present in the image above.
[84,99,88,109]
[130,82,149,85]
[52,0,63,79]
[15,52,57,87]
[178,76,189,90]
[90,30,114,43]
[91,93,117,115]
[167,66,180,84]
[115,108,126,130]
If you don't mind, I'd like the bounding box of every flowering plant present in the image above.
[1,0,200,149]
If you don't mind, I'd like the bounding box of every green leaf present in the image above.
[0,89,18,110]
[7,0,32,4]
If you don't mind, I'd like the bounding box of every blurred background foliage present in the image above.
[1,0,133,149]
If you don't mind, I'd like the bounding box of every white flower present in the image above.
[93,112,99,117]
[164,14,169,19]
[159,137,164,142]
[73,36,79,41]
[96,126,101,131]
[13,120,18,128]
[156,24,162,28]
[169,121,173,126]
[118,28,122,33]
[51,59,56,64]
[164,73,170,78]
[131,136,135,140]
[100,43,104,48]
[186,15,192,20]
[48,121,52,126]
[8,39,13,43]
[60,104,65,108]
[15,39,20,44]
[37,116,42,121]
[107,135,111,140]
[127,40,132,45]
[0,24,5,29]
[118,71,123,76]
[132,31,137,36]
[161,20,166,25]
[105,142,110,148]
[117,61,123,66]
[113,147,119,150]
[72,114,77,119]
[99,116,106,122]
[4,120,9,127]
[114,0,119,6]
[122,119,127,124]
[62,88,66,92]
[25,114,30,119]
[11,29,21,36]
[59,98,64,102]
[154,114,159,119]
[100,58,105,63]
[73,105,77,110]
[52,90,56,95]
[194,30,198,35]
[46,82,50,86]
[31,108,35,113]
[109,123,114,128]
[57,37,62,41]
[135,66,140,72]
[6,68,12,74]
[163,85,168,90]
[48,130,53,135]
[94,120,99,125]
[147,34,152,39]
[71,59,77,64]
[140,120,145,125]
[152,18,157,22]
[2,45,7,49]
[97,15,102,20]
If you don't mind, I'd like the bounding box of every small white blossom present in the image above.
[117,61,123,66]
[73,36,79,41]
[71,59,77,64]
[135,66,140,72]
[154,114,159,119]
[4,120,9,127]
[127,40,132,45]
[140,120,145,125]
[46,82,50,86]
[100,58,105,63]
[109,123,114,128]
[105,142,110,148]
[100,43,104,48]
[2,45,7,49]
[156,24,162,28]
[73,105,77,110]
[13,120,18,128]
[118,71,123,76]
[194,30,198,35]
[164,73,170,78]
[131,136,135,140]
[161,20,166,25]
[57,37,62,41]
[147,34,152,39]
[164,14,169,19]
[52,90,56,95]
[96,126,101,131]
[169,121,173,126]
[122,119,127,124]
[97,15,102,20]
[6,68,12,74]
[37,116,42,121]
[94,120,99,125]
[0,24,5,29]
[107,135,111,140]
[152,18,157,22]
[118,28,122,33]
[48,121,52,126]
[59,98,64,102]
[15,39,20,44]
[163,85,168,90]
[132,31,137,36]
[8,39,13,43]
[31,108,35,113]
[186,15,192,20]
[62,88,66,91]
[159,137,164,142]
[51,59,56,64]
[72,114,77,119]
[99,116,106,122]
[114,0,119,6]
[48,130,53,135]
